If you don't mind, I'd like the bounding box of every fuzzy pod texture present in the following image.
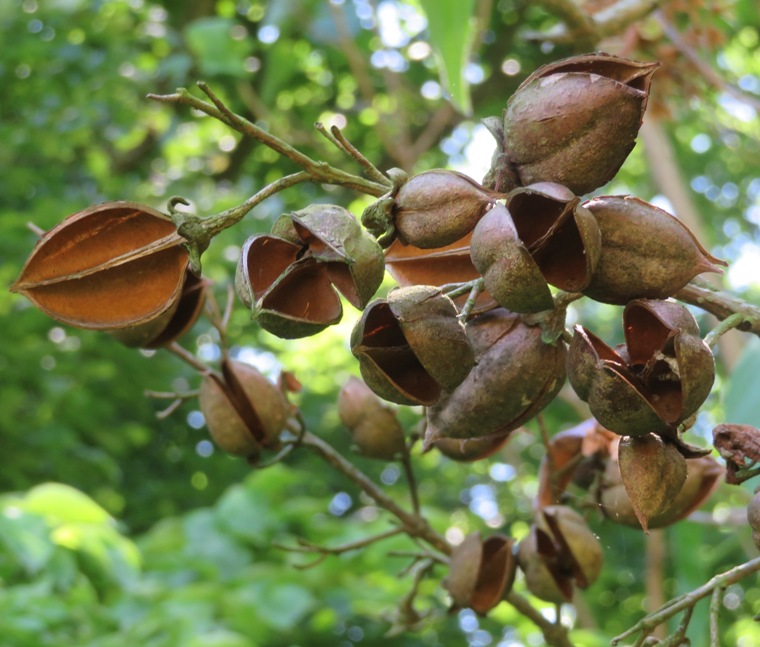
[426,309,567,442]
[392,170,497,249]
[502,54,658,195]
[582,195,726,304]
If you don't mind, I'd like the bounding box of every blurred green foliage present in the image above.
[2,0,760,645]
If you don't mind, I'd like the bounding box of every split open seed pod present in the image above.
[11,201,189,332]
[199,358,289,460]
[568,299,715,438]
[384,232,497,314]
[517,505,603,604]
[582,196,726,304]
[470,183,600,313]
[445,532,516,615]
[236,205,384,339]
[426,309,567,442]
[351,286,474,406]
[500,53,658,195]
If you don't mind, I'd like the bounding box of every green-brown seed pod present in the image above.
[582,196,726,304]
[198,359,289,459]
[351,286,474,406]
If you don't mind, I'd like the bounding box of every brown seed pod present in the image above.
[567,299,715,438]
[351,286,474,406]
[599,451,722,529]
[429,434,511,462]
[391,170,497,248]
[337,377,406,460]
[617,434,687,533]
[199,359,289,459]
[501,54,659,195]
[445,532,517,615]
[426,309,567,442]
[11,201,189,331]
[517,505,604,604]
[582,196,726,304]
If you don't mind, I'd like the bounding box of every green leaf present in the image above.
[20,483,112,525]
[723,336,760,426]
[419,0,477,115]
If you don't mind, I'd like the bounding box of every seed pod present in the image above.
[110,271,209,348]
[567,299,715,438]
[445,532,516,614]
[11,201,189,331]
[426,309,567,442]
[618,434,687,533]
[582,196,726,304]
[351,286,474,406]
[517,505,603,603]
[199,359,289,459]
[391,170,497,248]
[470,184,600,313]
[600,452,722,529]
[337,377,406,460]
[502,54,658,195]
[236,205,384,339]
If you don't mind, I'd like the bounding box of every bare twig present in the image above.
[676,282,760,338]
[704,313,750,349]
[505,591,575,647]
[611,556,760,645]
[709,586,725,647]
[166,341,215,375]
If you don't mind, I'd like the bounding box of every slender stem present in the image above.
[301,430,450,555]
[709,586,724,647]
[704,313,749,350]
[443,278,483,300]
[166,342,214,375]
[401,453,421,516]
[457,278,485,322]
[611,556,760,645]
[676,282,760,338]
[329,124,392,187]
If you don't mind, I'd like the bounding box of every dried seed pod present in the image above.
[470,184,600,313]
[384,232,497,314]
[582,196,726,304]
[445,532,516,614]
[426,309,567,442]
[567,299,715,438]
[11,201,188,331]
[517,505,603,603]
[236,205,384,339]
[199,359,289,459]
[599,451,722,529]
[351,286,474,406]
[110,271,209,348]
[337,376,406,460]
[501,54,658,195]
[617,434,687,532]
[391,170,497,248]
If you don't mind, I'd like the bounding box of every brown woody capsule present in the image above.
[11,201,189,332]
[567,300,715,438]
[430,434,511,462]
[600,453,722,529]
[445,533,517,614]
[392,170,497,248]
[582,196,726,304]
[617,434,687,532]
[351,286,474,406]
[501,54,658,195]
[426,309,567,442]
[199,359,289,459]
[337,377,406,460]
